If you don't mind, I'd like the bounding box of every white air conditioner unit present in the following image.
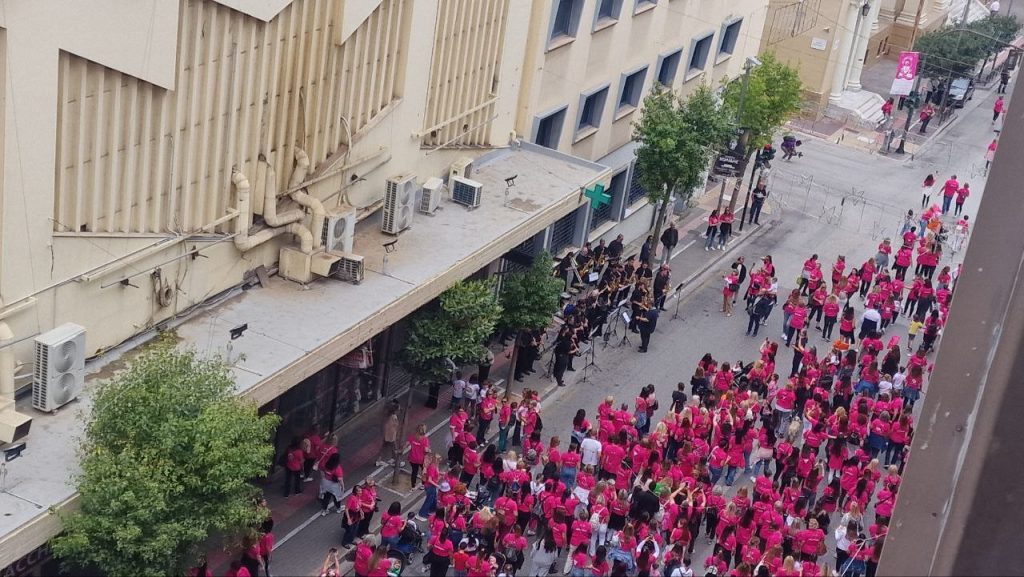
[419,177,444,215]
[382,174,417,235]
[322,209,357,253]
[450,157,474,181]
[451,176,483,209]
[328,251,365,284]
[32,323,86,413]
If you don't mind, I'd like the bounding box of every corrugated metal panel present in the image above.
[420,0,510,148]
[53,0,408,235]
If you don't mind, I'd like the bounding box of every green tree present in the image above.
[720,53,801,210]
[498,252,563,398]
[914,26,987,78]
[51,338,280,577]
[403,279,503,384]
[633,83,734,255]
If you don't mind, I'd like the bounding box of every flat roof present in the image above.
[0,143,608,568]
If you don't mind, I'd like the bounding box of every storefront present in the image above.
[263,332,392,460]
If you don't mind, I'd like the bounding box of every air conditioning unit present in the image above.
[32,323,86,413]
[328,252,365,284]
[451,176,483,209]
[450,157,474,181]
[322,209,357,253]
[419,177,444,215]
[382,174,417,235]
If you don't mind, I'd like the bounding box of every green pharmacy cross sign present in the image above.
[584,183,611,209]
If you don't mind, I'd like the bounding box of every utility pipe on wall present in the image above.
[0,318,15,398]
[288,148,327,250]
[259,158,304,227]
[232,171,314,253]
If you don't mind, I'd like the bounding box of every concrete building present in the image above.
[761,0,950,114]
[0,0,768,571]
[516,0,769,250]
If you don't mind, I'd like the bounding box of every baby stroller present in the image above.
[386,517,424,575]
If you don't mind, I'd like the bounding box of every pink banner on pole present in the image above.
[891,51,920,96]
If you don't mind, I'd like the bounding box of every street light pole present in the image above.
[734,58,761,228]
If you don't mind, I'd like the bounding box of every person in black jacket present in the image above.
[653,265,671,311]
[639,235,654,265]
[660,223,679,266]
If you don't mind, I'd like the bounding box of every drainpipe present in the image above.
[293,190,326,250]
[288,148,327,250]
[261,160,304,227]
[0,319,15,398]
[232,170,314,253]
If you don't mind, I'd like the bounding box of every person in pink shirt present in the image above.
[785,299,808,347]
[954,182,970,216]
[985,138,998,170]
[705,210,721,251]
[941,174,959,214]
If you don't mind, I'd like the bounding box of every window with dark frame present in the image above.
[618,67,648,112]
[578,87,609,133]
[535,108,567,149]
[688,34,714,73]
[719,20,742,56]
[597,0,621,21]
[657,50,683,86]
[551,0,583,42]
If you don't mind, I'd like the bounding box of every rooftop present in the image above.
[0,142,609,567]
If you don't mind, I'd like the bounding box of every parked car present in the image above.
[929,77,974,107]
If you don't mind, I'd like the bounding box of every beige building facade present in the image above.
[762,0,949,107]
[516,0,768,247]
[0,0,768,570]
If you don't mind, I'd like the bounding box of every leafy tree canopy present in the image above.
[51,338,280,577]
[721,52,803,150]
[404,280,502,382]
[633,83,733,205]
[915,15,1022,78]
[499,251,563,332]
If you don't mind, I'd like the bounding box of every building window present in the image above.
[550,0,584,46]
[634,0,657,13]
[719,19,743,57]
[687,33,714,76]
[594,0,622,28]
[617,66,648,115]
[550,210,579,255]
[534,106,567,149]
[591,171,627,231]
[576,85,610,138]
[656,49,683,87]
[628,163,648,206]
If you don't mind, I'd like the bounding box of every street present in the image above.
[264,68,1003,577]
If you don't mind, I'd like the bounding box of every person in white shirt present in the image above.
[450,371,466,411]
[462,376,480,413]
[990,0,1001,15]
[580,429,602,468]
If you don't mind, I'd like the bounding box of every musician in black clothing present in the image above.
[593,239,607,262]
[637,307,659,353]
[607,234,625,261]
[653,265,671,311]
[629,282,649,333]
[552,327,577,387]
[513,330,534,381]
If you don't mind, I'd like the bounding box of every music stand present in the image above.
[671,282,686,320]
[581,326,603,384]
[602,298,630,348]
[619,310,634,348]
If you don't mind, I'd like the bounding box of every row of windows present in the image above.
[534,16,743,149]
[549,0,743,56]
